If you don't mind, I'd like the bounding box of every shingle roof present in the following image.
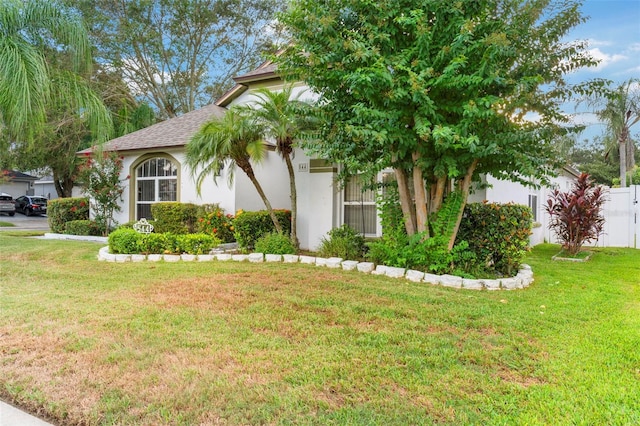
[78,103,227,154]
[1,170,39,181]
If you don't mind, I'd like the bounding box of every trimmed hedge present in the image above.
[233,209,291,251]
[108,228,219,255]
[64,220,102,236]
[151,202,199,234]
[456,202,532,276]
[47,197,90,233]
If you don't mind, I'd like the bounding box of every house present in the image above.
[80,61,580,250]
[0,170,39,198]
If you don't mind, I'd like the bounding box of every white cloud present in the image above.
[628,42,640,52]
[587,38,613,47]
[588,48,628,70]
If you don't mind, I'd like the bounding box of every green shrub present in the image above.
[151,202,199,234]
[233,209,291,251]
[318,225,366,260]
[197,204,235,243]
[137,233,170,254]
[456,202,532,276]
[64,220,102,236]
[254,232,297,254]
[47,197,90,233]
[108,228,141,254]
[176,233,219,255]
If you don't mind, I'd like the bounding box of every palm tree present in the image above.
[0,0,111,141]
[186,108,284,233]
[246,86,311,248]
[589,79,640,187]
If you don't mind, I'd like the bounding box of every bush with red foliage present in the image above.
[545,173,606,255]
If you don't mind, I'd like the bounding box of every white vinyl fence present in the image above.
[596,185,639,248]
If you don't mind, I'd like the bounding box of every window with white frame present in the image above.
[134,156,178,220]
[343,174,378,236]
[528,193,538,222]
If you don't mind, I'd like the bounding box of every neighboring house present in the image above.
[79,60,581,250]
[33,176,82,200]
[0,170,39,198]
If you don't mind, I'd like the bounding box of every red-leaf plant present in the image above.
[545,173,606,256]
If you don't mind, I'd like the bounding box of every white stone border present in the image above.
[97,247,534,291]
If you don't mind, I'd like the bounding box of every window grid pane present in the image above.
[345,205,377,235]
[135,157,178,220]
[159,179,177,201]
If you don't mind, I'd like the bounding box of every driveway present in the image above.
[0,213,50,232]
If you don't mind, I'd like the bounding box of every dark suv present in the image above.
[15,195,48,216]
[0,193,16,216]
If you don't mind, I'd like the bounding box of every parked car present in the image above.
[15,195,48,216]
[0,193,16,216]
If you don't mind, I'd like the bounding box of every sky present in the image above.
[565,0,640,141]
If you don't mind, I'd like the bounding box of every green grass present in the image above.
[0,220,15,227]
[1,234,639,425]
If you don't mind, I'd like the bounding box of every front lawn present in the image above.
[0,234,638,425]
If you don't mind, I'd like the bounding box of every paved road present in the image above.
[0,213,50,232]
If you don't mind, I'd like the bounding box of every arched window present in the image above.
[134,156,178,220]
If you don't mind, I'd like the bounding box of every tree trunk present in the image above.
[430,176,447,214]
[411,152,429,235]
[239,164,283,234]
[283,153,299,248]
[52,170,74,197]
[447,159,479,250]
[619,126,628,187]
[394,167,416,235]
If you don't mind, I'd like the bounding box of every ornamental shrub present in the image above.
[108,228,141,254]
[233,209,291,251]
[318,225,366,260]
[456,202,533,276]
[151,202,200,234]
[197,204,235,243]
[137,233,169,254]
[254,232,297,255]
[544,173,606,255]
[47,197,90,233]
[64,220,102,236]
[176,233,219,255]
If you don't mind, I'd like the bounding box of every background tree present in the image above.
[73,0,284,119]
[0,0,111,142]
[186,109,284,233]
[586,78,640,187]
[244,87,312,248]
[278,0,600,249]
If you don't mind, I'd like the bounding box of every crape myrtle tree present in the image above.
[73,0,285,119]
[278,0,601,249]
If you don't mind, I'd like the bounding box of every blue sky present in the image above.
[566,0,640,140]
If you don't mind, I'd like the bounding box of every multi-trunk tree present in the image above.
[278,0,601,249]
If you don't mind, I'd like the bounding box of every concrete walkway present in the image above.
[0,401,54,426]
